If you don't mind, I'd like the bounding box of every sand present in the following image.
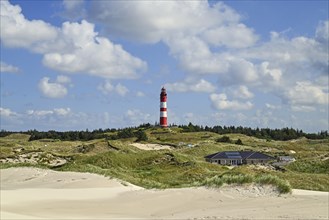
[130,143,173,150]
[1,168,328,220]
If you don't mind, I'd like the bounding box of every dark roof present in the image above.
[204,152,220,159]
[205,151,274,160]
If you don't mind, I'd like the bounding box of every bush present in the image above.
[203,175,224,187]
[256,174,292,193]
[235,139,243,145]
[286,160,329,174]
[135,130,148,142]
[216,136,231,143]
[221,174,253,185]
[202,174,291,194]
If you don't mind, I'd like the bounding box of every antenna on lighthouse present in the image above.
[160,87,168,128]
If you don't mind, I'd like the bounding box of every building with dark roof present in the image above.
[205,151,275,166]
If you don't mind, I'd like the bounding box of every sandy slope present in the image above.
[130,143,172,150]
[1,168,328,220]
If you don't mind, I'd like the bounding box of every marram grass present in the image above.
[202,173,291,194]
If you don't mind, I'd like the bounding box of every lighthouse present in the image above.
[160,87,168,127]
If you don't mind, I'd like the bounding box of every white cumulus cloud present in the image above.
[165,79,216,93]
[284,81,328,106]
[38,77,68,98]
[0,61,19,73]
[98,81,129,96]
[42,20,147,79]
[315,20,329,46]
[124,109,152,126]
[0,1,57,49]
[56,75,71,84]
[54,108,71,116]
[88,1,243,44]
[232,86,254,99]
[87,0,258,79]
[202,23,258,48]
[62,0,85,20]
[210,93,253,111]
[27,108,71,117]
[265,103,281,110]
[136,91,145,97]
[0,107,19,117]
[0,1,147,79]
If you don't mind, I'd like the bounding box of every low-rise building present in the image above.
[278,156,295,162]
[205,151,275,165]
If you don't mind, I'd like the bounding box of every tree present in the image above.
[235,139,243,145]
[135,130,148,142]
[216,136,231,143]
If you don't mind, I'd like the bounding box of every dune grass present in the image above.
[202,173,291,193]
[1,129,328,193]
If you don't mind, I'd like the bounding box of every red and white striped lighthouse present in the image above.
[160,87,168,127]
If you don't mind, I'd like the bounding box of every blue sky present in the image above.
[1,0,328,132]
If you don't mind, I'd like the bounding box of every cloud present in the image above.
[291,105,316,112]
[0,61,19,73]
[38,77,68,98]
[315,20,329,46]
[62,0,85,20]
[1,106,153,131]
[0,107,22,128]
[27,108,71,117]
[88,1,243,44]
[165,35,227,75]
[42,20,147,79]
[115,84,129,96]
[56,75,71,84]
[0,107,19,117]
[136,91,145,97]
[53,108,71,116]
[202,23,258,48]
[239,25,328,74]
[258,62,282,85]
[124,109,152,126]
[165,79,216,93]
[1,1,147,79]
[232,86,254,99]
[224,58,258,85]
[265,103,281,110]
[86,0,259,82]
[0,1,57,49]
[283,81,328,106]
[210,93,253,111]
[98,81,129,96]
[24,108,108,130]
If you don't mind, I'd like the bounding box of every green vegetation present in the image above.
[286,159,329,174]
[255,174,291,193]
[202,173,291,193]
[1,123,328,141]
[216,136,231,143]
[0,126,328,193]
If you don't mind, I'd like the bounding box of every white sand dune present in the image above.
[1,167,328,220]
[130,143,172,150]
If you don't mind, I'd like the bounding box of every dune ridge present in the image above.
[1,167,328,220]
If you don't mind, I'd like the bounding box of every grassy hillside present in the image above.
[1,128,328,192]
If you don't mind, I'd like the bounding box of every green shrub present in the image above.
[221,174,253,185]
[135,130,148,142]
[202,174,291,194]
[203,175,224,187]
[286,160,329,174]
[256,174,292,193]
[235,139,243,145]
[216,136,231,143]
